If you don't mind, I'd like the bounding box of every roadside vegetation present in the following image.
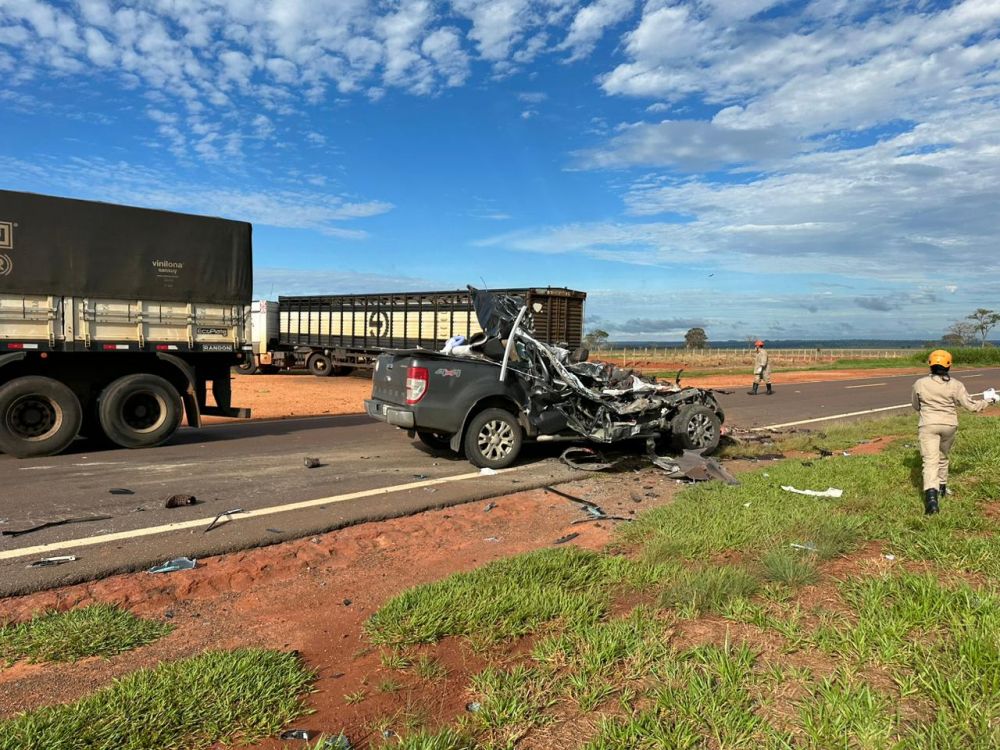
[362,410,1000,748]
[0,648,314,749]
[0,604,171,665]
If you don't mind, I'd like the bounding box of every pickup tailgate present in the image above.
[371,353,409,406]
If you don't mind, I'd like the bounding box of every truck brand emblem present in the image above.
[0,222,12,250]
[197,327,229,336]
[368,311,389,337]
[0,255,11,277]
[435,368,461,377]
[202,343,233,351]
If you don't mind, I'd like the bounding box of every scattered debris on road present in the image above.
[648,445,740,485]
[148,557,197,573]
[560,446,620,471]
[25,555,78,569]
[304,457,322,469]
[543,485,632,524]
[1,515,114,537]
[164,494,198,508]
[484,502,497,512]
[780,485,844,498]
[553,532,580,545]
[109,488,134,495]
[204,508,246,532]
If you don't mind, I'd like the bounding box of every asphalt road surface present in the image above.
[2,366,997,595]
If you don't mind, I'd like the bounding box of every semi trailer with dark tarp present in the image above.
[0,189,252,457]
[238,288,586,376]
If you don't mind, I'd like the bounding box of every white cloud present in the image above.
[253,267,436,297]
[561,0,635,61]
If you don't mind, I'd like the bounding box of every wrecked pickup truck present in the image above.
[365,288,725,469]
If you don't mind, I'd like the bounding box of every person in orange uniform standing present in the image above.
[748,340,772,395]
[911,350,998,514]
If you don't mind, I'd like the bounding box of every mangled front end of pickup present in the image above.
[468,287,725,453]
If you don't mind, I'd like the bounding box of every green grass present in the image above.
[365,547,665,647]
[0,648,314,750]
[361,411,999,748]
[0,604,172,664]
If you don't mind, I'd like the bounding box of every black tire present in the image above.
[0,376,83,458]
[98,374,183,449]
[308,353,334,377]
[671,404,721,454]
[417,430,452,451]
[233,356,259,375]
[463,408,523,469]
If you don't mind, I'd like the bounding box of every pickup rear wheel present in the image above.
[464,408,523,470]
[0,376,83,458]
[671,404,721,454]
[98,374,183,449]
[308,353,334,377]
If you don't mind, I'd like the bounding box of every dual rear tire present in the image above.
[0,373,183,458]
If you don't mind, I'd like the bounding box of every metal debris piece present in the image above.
[560,446,619,472]
[413,473,428,479]
[148,557,197,574]
[318,734,352,749]
[304,457,322,468]
[649,447,740,486]
[484,502,497,512]
[280,729,317,741]
[26,555,77,569]
[780,486,843,499]
[1,515,114,537]
[164,494,197,508]
[553,532,580,545]
[204,507,246,532]
[109,488,134,495]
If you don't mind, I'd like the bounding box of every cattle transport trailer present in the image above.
[0,190,252,458]
[237,288,587,376]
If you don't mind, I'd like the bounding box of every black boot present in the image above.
[747,382,759,396]
[924,488,939,515]
[766,383,773,395]
[939,484,947,497]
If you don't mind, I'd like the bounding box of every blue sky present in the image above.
[2,0,999,341]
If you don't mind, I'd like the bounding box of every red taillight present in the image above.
[7,343,24,350]
[406,366,429,404]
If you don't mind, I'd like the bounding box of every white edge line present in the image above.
[754,390,990,431]
[844,383,887,389]
[0,468,517,561]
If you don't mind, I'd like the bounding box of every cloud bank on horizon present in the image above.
[1,0,998,340]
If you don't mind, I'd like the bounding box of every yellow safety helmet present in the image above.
[928,349,952,368]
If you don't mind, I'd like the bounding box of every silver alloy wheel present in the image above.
[686,412,716,447]
[477,418,515,461]
[6,394,62,441]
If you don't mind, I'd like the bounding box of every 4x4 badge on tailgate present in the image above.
[435,368,461,377]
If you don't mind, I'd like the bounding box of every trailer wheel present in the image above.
[233,356,259,375]
[98,374,183,449]
[308,353,334,377]
[417,430,452,451]
[0,376,83,458]
[671,404,721,454]
[464,408,522,469]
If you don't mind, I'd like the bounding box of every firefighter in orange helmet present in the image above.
[911,349,997,514]
[748,340,772,395]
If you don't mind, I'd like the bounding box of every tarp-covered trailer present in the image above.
[0,190,253,457]
[243,288,586,376]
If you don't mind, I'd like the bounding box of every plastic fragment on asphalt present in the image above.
[26,555,77,569]
[109,488,134,495]
[204,507,246,532]
[780,486,843,498]
[164,494,197,508]
[553,532,580,545]
[304,457,322,469]
[1,515,114,537]
[479,467,497,475]
[148,557,197,574]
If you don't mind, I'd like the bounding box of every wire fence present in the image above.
[591,347,918,369]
